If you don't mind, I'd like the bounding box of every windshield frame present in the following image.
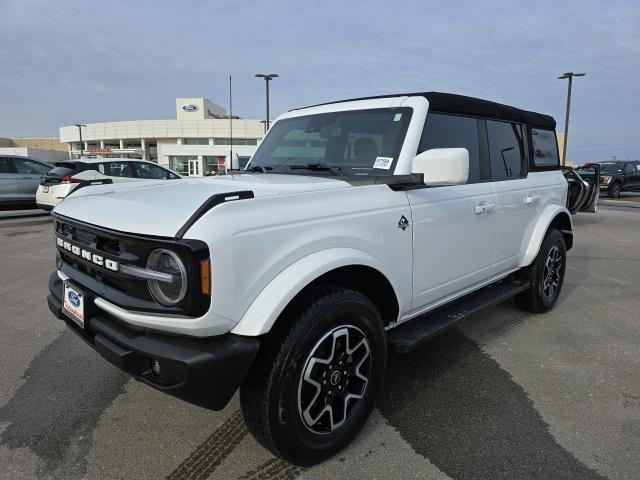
[246,107,414,177]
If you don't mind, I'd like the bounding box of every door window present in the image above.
[0,157,11,173]
[13,158,52,175]
[486,120,526,180]
[531,128,559,167]
[134,162,171,179]
[102,162,136,177]
[419,113,481,183]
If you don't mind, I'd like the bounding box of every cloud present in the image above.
[0,0,639,162]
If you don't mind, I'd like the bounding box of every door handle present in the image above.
[524,194,540,204]
[474,202,495,214]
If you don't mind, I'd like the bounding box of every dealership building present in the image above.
[59,98,265,176]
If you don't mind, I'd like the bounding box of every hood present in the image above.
[53,174,350,237]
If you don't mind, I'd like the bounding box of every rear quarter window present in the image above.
[531,128,559,167]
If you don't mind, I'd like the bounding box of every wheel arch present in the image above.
[519,206,573,268]
[231,248,401,337]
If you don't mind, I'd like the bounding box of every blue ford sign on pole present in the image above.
[182,104,198,112]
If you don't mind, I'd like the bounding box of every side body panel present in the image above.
[492,170,566,272]
[518,171,572,268]
[186,184,414,336]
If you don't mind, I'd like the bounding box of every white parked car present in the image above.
[47,92,598,465]
[36,158,180,210]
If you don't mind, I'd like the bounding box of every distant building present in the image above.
[0,137,69,163]
[556,132,573,166]
[59,98,265,177]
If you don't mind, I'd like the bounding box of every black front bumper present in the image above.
[48,272,259,410]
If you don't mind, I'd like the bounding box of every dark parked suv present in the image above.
[597,161,640,198]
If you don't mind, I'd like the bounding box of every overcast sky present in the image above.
[1,0,639,163]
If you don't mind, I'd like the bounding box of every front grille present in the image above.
[52,214,211,317]
[55,218,147,299]
[74,227,98,247]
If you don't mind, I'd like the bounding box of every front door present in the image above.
[188,159,200,177]
[407,112,496,314]
[407,183,497,313]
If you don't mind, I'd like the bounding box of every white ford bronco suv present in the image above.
[47,92,599,465]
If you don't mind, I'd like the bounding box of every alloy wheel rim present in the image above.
[297,325,371,434]
[543,245,563,299]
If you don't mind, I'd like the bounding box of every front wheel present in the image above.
[515,228,566,313]
[240,287,386,466]
[608,183,622,198]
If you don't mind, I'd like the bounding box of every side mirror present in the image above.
[412,148,469,186]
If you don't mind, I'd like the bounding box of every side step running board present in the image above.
[387,278,530,353]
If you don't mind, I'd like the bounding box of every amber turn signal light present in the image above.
[200,259,211,295]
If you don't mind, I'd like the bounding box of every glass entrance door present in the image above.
[188,159,200,176]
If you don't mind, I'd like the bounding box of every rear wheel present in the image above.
[515,228,566,313]
[240,287,386,466]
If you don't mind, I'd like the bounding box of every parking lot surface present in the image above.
[1,198,639,479]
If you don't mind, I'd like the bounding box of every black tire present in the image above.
[515,228,566,314]
[240,287,386,466]
[608,182,622,198]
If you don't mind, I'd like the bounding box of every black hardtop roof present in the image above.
[292,91,556,130]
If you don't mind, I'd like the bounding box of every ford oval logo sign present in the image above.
[182,104,198,112]
[68,291,80,307]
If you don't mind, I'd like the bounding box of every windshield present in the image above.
[599,162,623,174]
[248,108,412,176]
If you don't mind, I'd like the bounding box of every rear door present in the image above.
[487,120,537,272]
[0,157,21,205]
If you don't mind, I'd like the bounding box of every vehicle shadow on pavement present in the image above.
[378,328,606,480]
[0,329,128,479]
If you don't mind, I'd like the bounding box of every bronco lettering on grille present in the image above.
[56,237,119,272]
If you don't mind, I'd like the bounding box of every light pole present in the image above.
[255,74,278,130]
[557,72,586,166]
[74,123,87,158]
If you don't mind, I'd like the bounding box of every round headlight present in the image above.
[146,249,187,306]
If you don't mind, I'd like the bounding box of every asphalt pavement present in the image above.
[0,200,639,479]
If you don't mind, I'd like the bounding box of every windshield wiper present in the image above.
[289,163,343,176]
[245,165,272,173]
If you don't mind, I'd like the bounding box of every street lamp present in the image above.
[255,74,278,130]
[557,72,586,166]
[74,123,87,159]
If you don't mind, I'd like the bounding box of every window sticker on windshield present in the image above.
[373,157,393,169]
[393,113,402,122]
